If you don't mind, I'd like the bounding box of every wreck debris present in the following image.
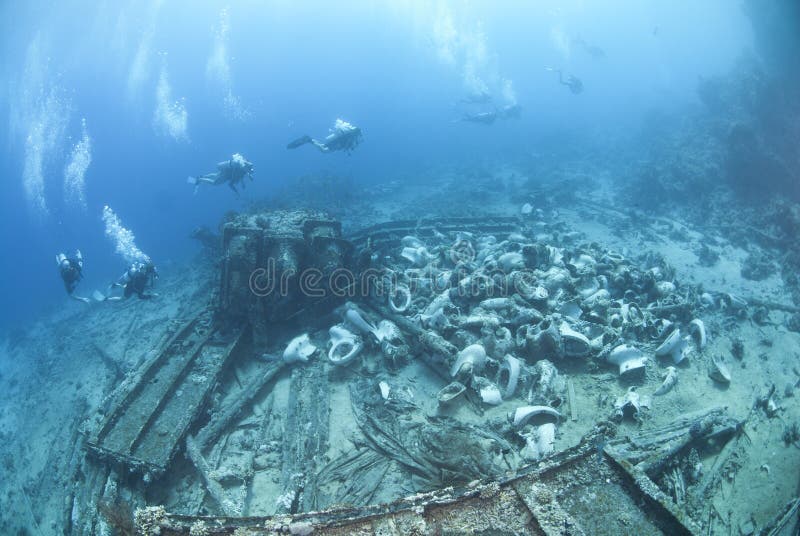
[317,448,390,507]
[761,496,800,536]
[520,422,556,461]
[219,211,352,345]
[497,354,521,399]
[87,311,243,476]
[388,283,412,313]
[450,343,487,378]
[67,209,796,534]
[607,343,648,376]
[378,380,390,400]
[133,506,167,536]
[708,356,732,385]
[473,376,503,405]
[194,360,284,450]
[653,366,678,396]
[327,325,362,366]
[148,414,729,535]
[559,322,592,358]
[184,359,285,516]
[528,359,565,408]
[511,405,562,428]
[567,379,578,421]
[185,435,242,516]
[604,405,744,528]
[279,334,317,364]
[437,381,467,406]
[688,318,707,349]
[613,387,651,422]
[343,304,381,341]
[281,365,331,513]
[655,328,689,364]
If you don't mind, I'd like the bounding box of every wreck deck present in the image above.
[87,311,244,476]
[138,408,754,535]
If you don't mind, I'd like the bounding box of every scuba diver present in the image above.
[498,103,522,119]
[458,90,492,105]
[573,36,606,60]
[188,153,254,195]
[56,250,90,303]
[287,119,363,154]
[100,259,159,301]
[547,67,584,94]
[458,103,521,125]
[459,110,498,125]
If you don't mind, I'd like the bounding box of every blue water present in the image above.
[0,1,754,330]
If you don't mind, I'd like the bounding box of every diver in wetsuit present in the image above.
[459,110,498,125]
[287,119,363,154]
[188,153,254,195]
[458,103,520,124]
[458,90,492,104]
[547,68,584,94]
[573,37,606,60]
[498,103,522,119]
[105,259,159,301]
[461,110,497,125]
[56,250,90,303]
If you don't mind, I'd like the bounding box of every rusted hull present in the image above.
[140,424,703,536]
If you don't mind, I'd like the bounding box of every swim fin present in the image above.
[187,176,200,195]
[287,135,312,149]
[92,290,107,302]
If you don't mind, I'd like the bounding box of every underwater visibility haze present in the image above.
[0,1,755,326]
[0,1,799,534]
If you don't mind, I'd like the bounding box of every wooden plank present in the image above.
[511,481,586,536]
[91,311,208,446]
[195,360,285,450]
[567,379,578,422]
[87,314,241,475]
[185,436,241,516]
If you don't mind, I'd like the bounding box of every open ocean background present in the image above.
[0,1,752,330]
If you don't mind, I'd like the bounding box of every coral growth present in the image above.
[134,505,167,536]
